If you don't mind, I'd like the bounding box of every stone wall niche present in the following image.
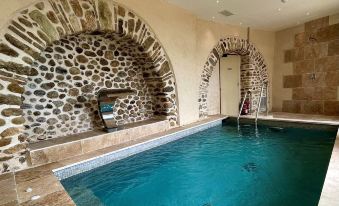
[0,0,178,174]
[23,33,176,141]
[199,37,269,118]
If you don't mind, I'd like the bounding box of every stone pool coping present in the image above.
[236,112,339,126]
[0,115,226,206]
[53,115,225,180]
[319,128,339,206]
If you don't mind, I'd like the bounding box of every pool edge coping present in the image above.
[318,128,339,206]
[52,116,227,180]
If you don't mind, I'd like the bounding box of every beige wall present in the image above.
[207,62,220,115]
[273,25,304,111]
[0,0,276,125]
[250,29,276,110]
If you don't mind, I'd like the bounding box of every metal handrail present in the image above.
[255,84,265,123]
[238,91,250,120]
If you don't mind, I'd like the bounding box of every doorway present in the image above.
[220,55,241,116]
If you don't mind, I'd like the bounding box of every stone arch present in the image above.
[0,0,178,173]
[198,37,268,118]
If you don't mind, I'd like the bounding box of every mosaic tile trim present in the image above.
[0,0,178,173]
[53,118,224,180]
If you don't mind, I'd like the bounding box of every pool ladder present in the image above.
[237,90,251,121]
[238,83,268,123]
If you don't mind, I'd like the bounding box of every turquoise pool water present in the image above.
[61,121,337,206]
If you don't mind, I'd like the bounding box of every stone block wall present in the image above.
[283,16,339,115]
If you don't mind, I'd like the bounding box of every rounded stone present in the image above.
[11,117,25,125]
[33,127,45,134]
[47,118,58,125]
[117,71,127,78]
[52,101,64,107]
[45,73,54,80]
[84,51,96,57]
[111,61,119,67]
[69,67,80,75]
[53,109,61,115]
[8,83,24,94]
[81,85,94,93]
[68,88,79,96]
[34,90,46,96]
[77,96,87,103]
[1,127,20,138]
[105,81,112,88]
[63,103,73,112]
[91,75,100,82]
[58,114,70,121]
[163,86,174,92]
[76,55,88,63]
[40,82,55,90]
[36,117,46,123]
[0,119,5,126]
[1,108,23,117]
[0,138,11,147]
[47,91,59,98]
[56,66,67,74]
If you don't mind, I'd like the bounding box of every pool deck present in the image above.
[0,115,226,206]
[0,113,337,206]
[238,112,339,126]
[319,129,339,206]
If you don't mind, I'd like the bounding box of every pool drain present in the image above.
[243,162,257,172]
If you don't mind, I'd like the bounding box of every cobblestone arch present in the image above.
[0,0,178,173]
[198,37,269,118]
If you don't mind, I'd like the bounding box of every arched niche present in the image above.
[198,37,269,118]
[0,0,178,173]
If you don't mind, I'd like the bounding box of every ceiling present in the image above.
[166,0,339,31]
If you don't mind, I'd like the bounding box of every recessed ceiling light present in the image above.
[212,16,215,19]
[240,22,243,25]
[216,0,220,3]
[306,12,310,15]
[278,8,282,11]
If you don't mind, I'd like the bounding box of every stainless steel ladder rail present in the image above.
[255,84,265,123]
[237,91,250,121]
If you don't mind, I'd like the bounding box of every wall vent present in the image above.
[219,10,234,17]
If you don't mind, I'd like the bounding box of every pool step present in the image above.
[27,119,170,167]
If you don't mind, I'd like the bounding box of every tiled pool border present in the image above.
[53,117,224,180]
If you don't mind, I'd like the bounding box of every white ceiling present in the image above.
[166,0,339,31]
